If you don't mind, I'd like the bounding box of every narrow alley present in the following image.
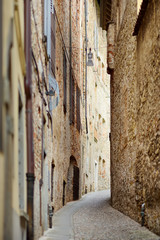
[40,191,159,240]
[1,0,160,239]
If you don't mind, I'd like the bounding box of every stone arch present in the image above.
[70,155,78,166]
[66,156,79,202]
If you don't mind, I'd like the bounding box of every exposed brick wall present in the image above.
[31,0,82,238]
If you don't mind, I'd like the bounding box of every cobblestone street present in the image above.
[40,190,160,240]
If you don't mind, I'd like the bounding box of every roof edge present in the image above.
[133,0,149,36]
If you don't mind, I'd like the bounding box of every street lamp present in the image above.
[87,48,94,66]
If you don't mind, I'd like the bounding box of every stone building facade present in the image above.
[31,0,82,238]
[0,0,110,239]
[0,0,28,239]
[31,0,110,238]
[108,0,160,235]
[81,0,110,194]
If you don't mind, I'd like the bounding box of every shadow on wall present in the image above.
[66,155,79,203]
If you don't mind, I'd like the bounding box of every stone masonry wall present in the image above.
[32,0,82,238]
[136,0,160,234]
[81,0,110,194]
[111,0,160,235]
[31,0,53,237]
[111,0,138,221]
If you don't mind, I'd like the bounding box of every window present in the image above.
[94,21,99,56]
[51,7,56,77]
[63,51,67,114]
[18,90,24,210]
[76,86,81,132]
[44,0,56,75]
[70,74,75,124]
[51,163,55,202]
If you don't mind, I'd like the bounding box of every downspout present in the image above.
[107,21,115,205]
[85,0,88,134]
[0,0,2,151]
[24,0,35,239]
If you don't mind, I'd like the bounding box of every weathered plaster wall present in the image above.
[1,0,27,239]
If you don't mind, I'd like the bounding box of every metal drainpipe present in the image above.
[110,70,113,204]
[0,0,2,151]
[24,0,35,239]
[85,0,88,134]
[141,203,145,226]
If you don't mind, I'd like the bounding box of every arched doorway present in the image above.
[67,156,79,202]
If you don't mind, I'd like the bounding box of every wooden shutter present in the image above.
[47,0,52,57]
[51,5,56,77]
[63,51,67,113]
[44,0,48,37]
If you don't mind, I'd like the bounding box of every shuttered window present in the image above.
[44,0,55,70]
[76,86,81,132]
[51,6,56,77]
[63,51,67,114]
[51,163,55,202]
[18,91,24,210]
[94,21,96,51]
[96,26,99,56]
[70,74,75,124]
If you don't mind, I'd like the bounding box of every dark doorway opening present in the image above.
[73,165,79,200]
[63,180,66,206]
[67,155,80,202]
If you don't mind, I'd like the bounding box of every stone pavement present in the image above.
[39,190,160,240]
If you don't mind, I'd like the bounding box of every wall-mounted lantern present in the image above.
[46,89,55,96]
[87,48,94,66]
